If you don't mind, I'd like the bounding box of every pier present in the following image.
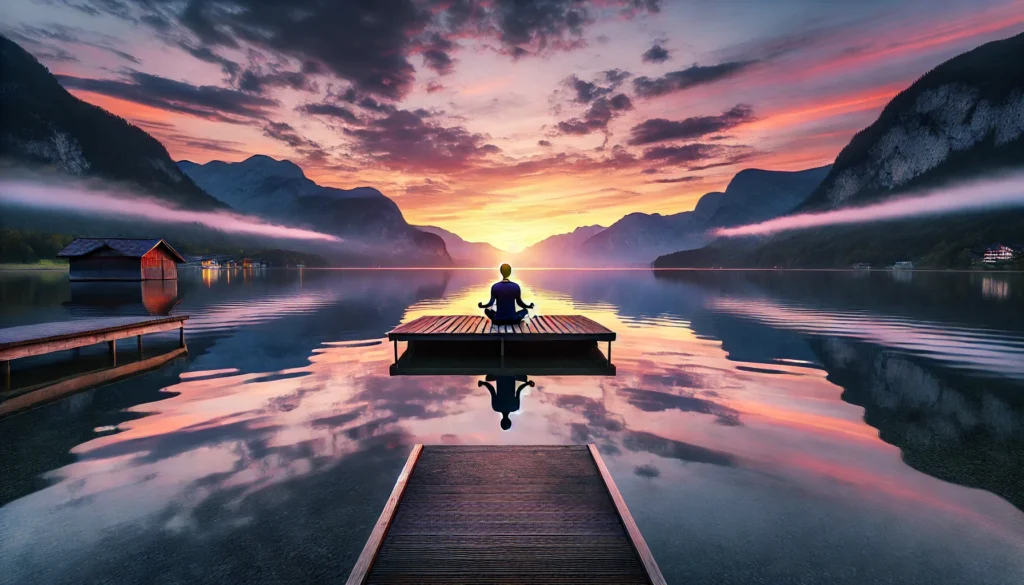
[346,444,665,585]
[0,315,188,392]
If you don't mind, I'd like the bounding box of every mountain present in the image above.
[0,34,223,210]
[802,32,1024,210]
[515,225,606,266]
[417,225,506,267]
[179,156,452,266]
[540,166,829,267]
[655,32,1024,269]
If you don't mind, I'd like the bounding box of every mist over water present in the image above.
[0,178,341,243]
[715,173,1024,237]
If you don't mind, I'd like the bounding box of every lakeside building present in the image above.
[892,261,914,270]
[983,244,1020,264]
[58,238,185,281]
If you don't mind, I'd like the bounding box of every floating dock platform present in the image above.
[388,315,616,364]
[0,315,188,393]
[346,444,665,585]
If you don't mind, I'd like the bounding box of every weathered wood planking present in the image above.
[347,445,664,585]
[0,316,188,391]
[389,315,614,342]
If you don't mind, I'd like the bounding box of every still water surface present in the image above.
[1,268,1023,584]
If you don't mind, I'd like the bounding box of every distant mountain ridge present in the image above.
[522,166,829,267]
[179,156,452,265]
[0,34,223,210]
[655,32,1024,269]
[417,225,506,267]
[516,225,606,266]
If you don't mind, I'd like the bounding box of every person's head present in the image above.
[499,263,512,279]
[500,413,512,430]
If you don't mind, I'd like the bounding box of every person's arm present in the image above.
[478,286,496,308]
[514,286,534,309]
[515,380,535,398]
[478,380,496,397]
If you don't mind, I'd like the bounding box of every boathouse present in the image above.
[58,238,185,281]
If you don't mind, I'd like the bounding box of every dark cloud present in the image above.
[180,44,239,76]
[557,93,633,136]
[238,69,317,94]
[641,143,742,168]
[81,0,658,99]
[538,140,552,147]
[641,43,670,63]
[565,69,631,103]
[56,72,278,122]
[627,104,755,145]
[424,80,446,93]
[650,176,700,184]
[420,32,455,75]
[9,23,141,64]
[344,109,500,173]
[633,61,756,98]
[262,121,324,157]
[297,103,360,124]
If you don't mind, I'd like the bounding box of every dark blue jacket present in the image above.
[481,280,530,320]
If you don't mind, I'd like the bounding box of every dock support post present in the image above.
[179,326,185,349]
[108,340,116,366]
[394,340,398,364]
[608,341,612,364]
[500,337,505,366]
[2,360,9,392]
[137,335,143,357]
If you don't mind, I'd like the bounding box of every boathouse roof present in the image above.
[57,238,186,262]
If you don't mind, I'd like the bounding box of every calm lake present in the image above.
[1,268,1023,584]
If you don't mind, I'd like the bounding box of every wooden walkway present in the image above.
[347,445,665,585]
[0,316,187,391]
[388,315,616,363]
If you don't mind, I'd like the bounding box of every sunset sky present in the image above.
[4,0,1023,251]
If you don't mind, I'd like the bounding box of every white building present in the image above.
[984,244,1017,264]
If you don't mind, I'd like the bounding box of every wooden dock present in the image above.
[0,315,187,391]
[388,315,616,363]
[346,445,665,585]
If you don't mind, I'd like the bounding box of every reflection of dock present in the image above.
[388,315,616,364]
[346,445,665,585]
[0,346,186,417]
[390,348,616,376]
[0,316,188,391]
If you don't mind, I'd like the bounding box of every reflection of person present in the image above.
[479,375,534,430]
[478,263,534,325]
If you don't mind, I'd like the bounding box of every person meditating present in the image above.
[479,263,534,325]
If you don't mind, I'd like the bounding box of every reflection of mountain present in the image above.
[813,337,1024,512]
[656,33,1024,269]
[179,156,452,267]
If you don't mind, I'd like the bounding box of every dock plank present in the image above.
[351,445,658,585]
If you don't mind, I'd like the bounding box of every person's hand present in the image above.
[527,380,536,387]
[528,303,535,309]
[478,380,485,387]
[478,302,486,308]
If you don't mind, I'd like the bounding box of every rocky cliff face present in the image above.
[180,156,452,266]
[0,34,222,210]
[804,32,1024,209]
[417,225,505,267]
